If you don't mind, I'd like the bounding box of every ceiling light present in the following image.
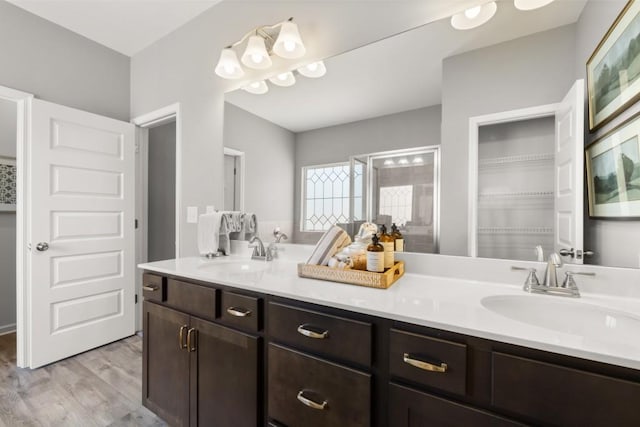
[242,80,269,95]
[412,157,424,164]
[398,158,409,165]
[451,2,497,30]
[383,159,395,166]
[273,20,306,59]
[298,61,327,78]
[514,0,555,11]
[214,48,244,79]
[241,35,272,69]
[269,71,296,87]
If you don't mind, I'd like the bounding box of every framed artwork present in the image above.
[0,157,16,212]
[587,0,640,131]
[586,112,640,218]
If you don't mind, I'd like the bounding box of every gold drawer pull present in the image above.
[296,390,328,410]
[187,328,197,352]
[403,353,448,373]
[297,324,328,339]
[143,285,158,292]
[227,307,252,317]
[178,325,188,350]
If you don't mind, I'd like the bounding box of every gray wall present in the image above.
[440,25,577,256]
[0,1,130,120]
[0,98,16,332]
[148,121,176,262]
[294,105,442,243]
[576,0,640,268]
[224,103,296,238]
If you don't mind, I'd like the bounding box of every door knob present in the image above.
[36,242,49,252]
[559,248,575,258]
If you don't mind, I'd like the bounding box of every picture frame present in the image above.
[587,0,640,131]
[586,111,640,218]
[0,156,17,212]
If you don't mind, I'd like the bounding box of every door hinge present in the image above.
[135,219,139,229]
[135,294,138,304]
[234,167,237,176]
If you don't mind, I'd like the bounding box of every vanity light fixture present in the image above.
[514,0,555,11]
[215,17,306,79]
[398,158,409,165]
[412,156,424,164]
[269,71,296,87]
[297,61,327,78]
[383,159,395,166]
[242,80,269,95]
[451,2,497,30]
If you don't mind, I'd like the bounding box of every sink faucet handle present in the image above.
[562,271,596,288]
[511,266,540,290]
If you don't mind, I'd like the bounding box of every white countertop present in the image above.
[139,251,640,370]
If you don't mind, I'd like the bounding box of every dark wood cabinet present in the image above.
[142,301,190,427]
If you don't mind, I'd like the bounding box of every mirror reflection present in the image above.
[222,0,636,268]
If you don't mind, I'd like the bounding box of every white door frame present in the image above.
[0,84,33,368]
[223,147,245,212]
[131,104,182,330]
[467,103,558,257]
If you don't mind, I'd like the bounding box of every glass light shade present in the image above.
[242,80,269,95]
[273,21,306,59]
[269,71,296,87]
[398,158,409,165]
[451,2,497,30]
[214,48,244,79]
[514,0,555,10]
[241,35,272,69]
[298,61,327,78]
[412,156,424,164]
[383,159,395,166]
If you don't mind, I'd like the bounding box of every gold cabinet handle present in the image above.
[226,307,252,317]
[297,324,328,339]
[403,353,448,373]
[296,390,328,410]
[179,325,188,350]
[187,328,197,352]
[143,285,158,292]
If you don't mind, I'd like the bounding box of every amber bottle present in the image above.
[366,234,385,273]
[391,223,404,252]
[379,224,395,269]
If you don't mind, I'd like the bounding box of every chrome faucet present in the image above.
[273,227,288,243]
[248,236,272,261]
[542,252,563,287]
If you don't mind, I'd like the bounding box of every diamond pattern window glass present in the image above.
[379,185,413,226]
[302,163,352,231]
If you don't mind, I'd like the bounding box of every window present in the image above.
[379,185,413,226]
[302,163,358,232]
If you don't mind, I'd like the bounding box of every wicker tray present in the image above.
[297,261,405,289]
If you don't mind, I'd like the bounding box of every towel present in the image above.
[218,215,232,255]
[307,225,352,266]
[232,213,257,241]
[197,212,223,256]
[221,211,243,232]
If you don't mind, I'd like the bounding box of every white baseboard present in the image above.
[0,324,16,336]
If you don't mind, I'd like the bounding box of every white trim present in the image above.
[223,147,245,212]
[0,324,16,336]
[0,84,34,368]
[467,103,558,258]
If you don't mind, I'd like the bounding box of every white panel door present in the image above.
[555,80,585,264]
[29,99,135,368]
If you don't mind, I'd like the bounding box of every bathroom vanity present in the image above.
[139,251,640,427]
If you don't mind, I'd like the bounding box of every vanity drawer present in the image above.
[389,382,524,427]
[389,328,467,396]
[220,290,262,332]
[166,278,218,320]
[267,302,372,367]
[142,273,166,302]
[268,343,370,427]
[492,352,640,426]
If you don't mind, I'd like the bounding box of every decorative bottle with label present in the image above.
[366,234,385,273]
[391,223,404,252]
[379,224,395,270]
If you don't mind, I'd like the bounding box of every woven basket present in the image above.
[297,261,405,289]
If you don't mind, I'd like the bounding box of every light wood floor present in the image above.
[0,333,167,427]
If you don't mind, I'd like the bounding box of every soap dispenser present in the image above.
[379,224,395,270]
[391,223,404,252]
[366,234,385,273]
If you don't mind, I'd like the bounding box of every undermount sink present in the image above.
[197,260,271,274]
[481,295,640,339]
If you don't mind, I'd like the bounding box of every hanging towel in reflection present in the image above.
[197,212,222,256]
[221,211,243,232]
[307,225,352,266]
[218,215,232,255]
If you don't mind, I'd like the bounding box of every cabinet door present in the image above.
[190,317,261,427]
[143,301,191,427]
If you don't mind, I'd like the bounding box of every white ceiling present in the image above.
[225,0,588,133]
[6,0,223,56]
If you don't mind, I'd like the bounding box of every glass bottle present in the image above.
[379,224,395,269]
[366,234,385,273]
[391,223,404,252]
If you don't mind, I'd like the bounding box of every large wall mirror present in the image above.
[222,0,639,269]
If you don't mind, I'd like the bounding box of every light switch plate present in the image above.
[187,206,199,223]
